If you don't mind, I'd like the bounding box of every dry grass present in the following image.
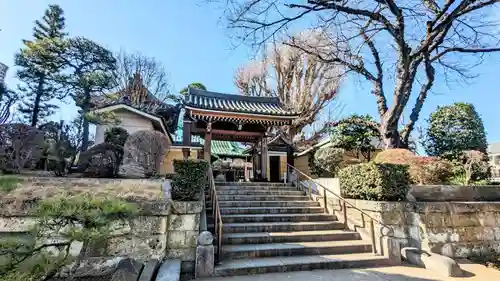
[0,177,164,208]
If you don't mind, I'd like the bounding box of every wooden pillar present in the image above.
[287,144,294,167]
[203,122,212,162]
[182,119,192,159]
[261,134,268,181]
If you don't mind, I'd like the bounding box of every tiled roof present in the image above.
[212,141,249,157]
[185,87,297,116]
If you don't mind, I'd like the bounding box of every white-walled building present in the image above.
[488,142,500,180]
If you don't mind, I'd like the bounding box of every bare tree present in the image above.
[113,50,174,111]
[220,0,500,148]
[235,31,344,138]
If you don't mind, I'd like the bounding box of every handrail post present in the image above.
[342,201,348,230]
[370,219,377,255]
[322,186,328,213]
[308,181,313,200]
[218,220,223,262]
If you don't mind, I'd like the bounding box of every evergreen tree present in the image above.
[424,102,487,159]
[54,37,116,151]
[16,4,66,127]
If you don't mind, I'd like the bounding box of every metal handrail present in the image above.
[287,164,393,255]
[207,166,223,263]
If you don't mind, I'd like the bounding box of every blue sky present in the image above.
[1,0,500,144]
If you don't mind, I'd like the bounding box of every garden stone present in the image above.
[138,259,160,281]
[401,247,463,277]
[162,179,172,200]
[119,162,145,178]
[197,231,213,246]
[110,258,144,281]
[156,259,181,281]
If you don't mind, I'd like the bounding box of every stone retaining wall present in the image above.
[320,196,500,258]
[0,199,202,274]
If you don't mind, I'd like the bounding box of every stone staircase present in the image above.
[208,182,391,277]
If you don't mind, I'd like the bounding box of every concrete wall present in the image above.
[95,109,155,144]
[162,148,200,174]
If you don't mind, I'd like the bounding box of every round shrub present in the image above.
[313,146,345,177]
[105,127,129,147]
[171,159,209,201]
[78,143,124,178]
[339,162,410,201]
[374,149,451,185]
[122,130,170,177]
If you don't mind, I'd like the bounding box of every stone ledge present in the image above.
[410,185,500,202]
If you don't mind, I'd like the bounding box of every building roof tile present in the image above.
[184,87,297,116]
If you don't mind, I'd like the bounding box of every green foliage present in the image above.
[312,146,345,177]
[171,160,208,201]
[16,4,67,127]
[105,127,129,147]
[469,253,500,270]
[0,176,22,193]
[424,102,487,159]
[180,82,207,96]
[78,143,124,178]
[339,162,410,201]
[53,37,117,151]
[447,150,490,185]
[329,114,380,161]
[374,150,452,185]
[39,120,79,176]
[0,194,138,280]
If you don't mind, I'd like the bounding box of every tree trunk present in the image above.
[80,91,91,151]
[31,74,45,127]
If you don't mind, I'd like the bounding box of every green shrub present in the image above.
[171,159,208,201]
[0,176,22,193]
[0,194,138,280]
[374,149,451,185]
[105,127,129,147]
[313,146,345,177]
[339,162,410,201]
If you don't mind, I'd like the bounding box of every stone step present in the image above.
[221,213,337,223]
[222,230,361,244]
[214,253,390,277]
[216,185,299,191]
[220,206,325,215]
[216,190,305,196]
[223,221,344,233]
[218,195,310,201]
[222,240,372,259]
[217,201,320,208]
[216,182,291,187]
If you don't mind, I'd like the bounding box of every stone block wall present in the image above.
[0,199,202,274]
[328,199,500,258]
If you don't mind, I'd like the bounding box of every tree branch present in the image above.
[431,47,500,62]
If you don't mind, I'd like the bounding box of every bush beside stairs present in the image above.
[207,182,391,277]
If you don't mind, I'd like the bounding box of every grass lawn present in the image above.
[0,175,23,193]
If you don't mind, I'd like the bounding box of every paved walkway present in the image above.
[198,261,500,281]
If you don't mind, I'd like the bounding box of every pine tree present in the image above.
[16,4,66,127]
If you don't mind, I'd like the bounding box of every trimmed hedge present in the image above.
[171,159,209,201]
[339,162,410,201]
